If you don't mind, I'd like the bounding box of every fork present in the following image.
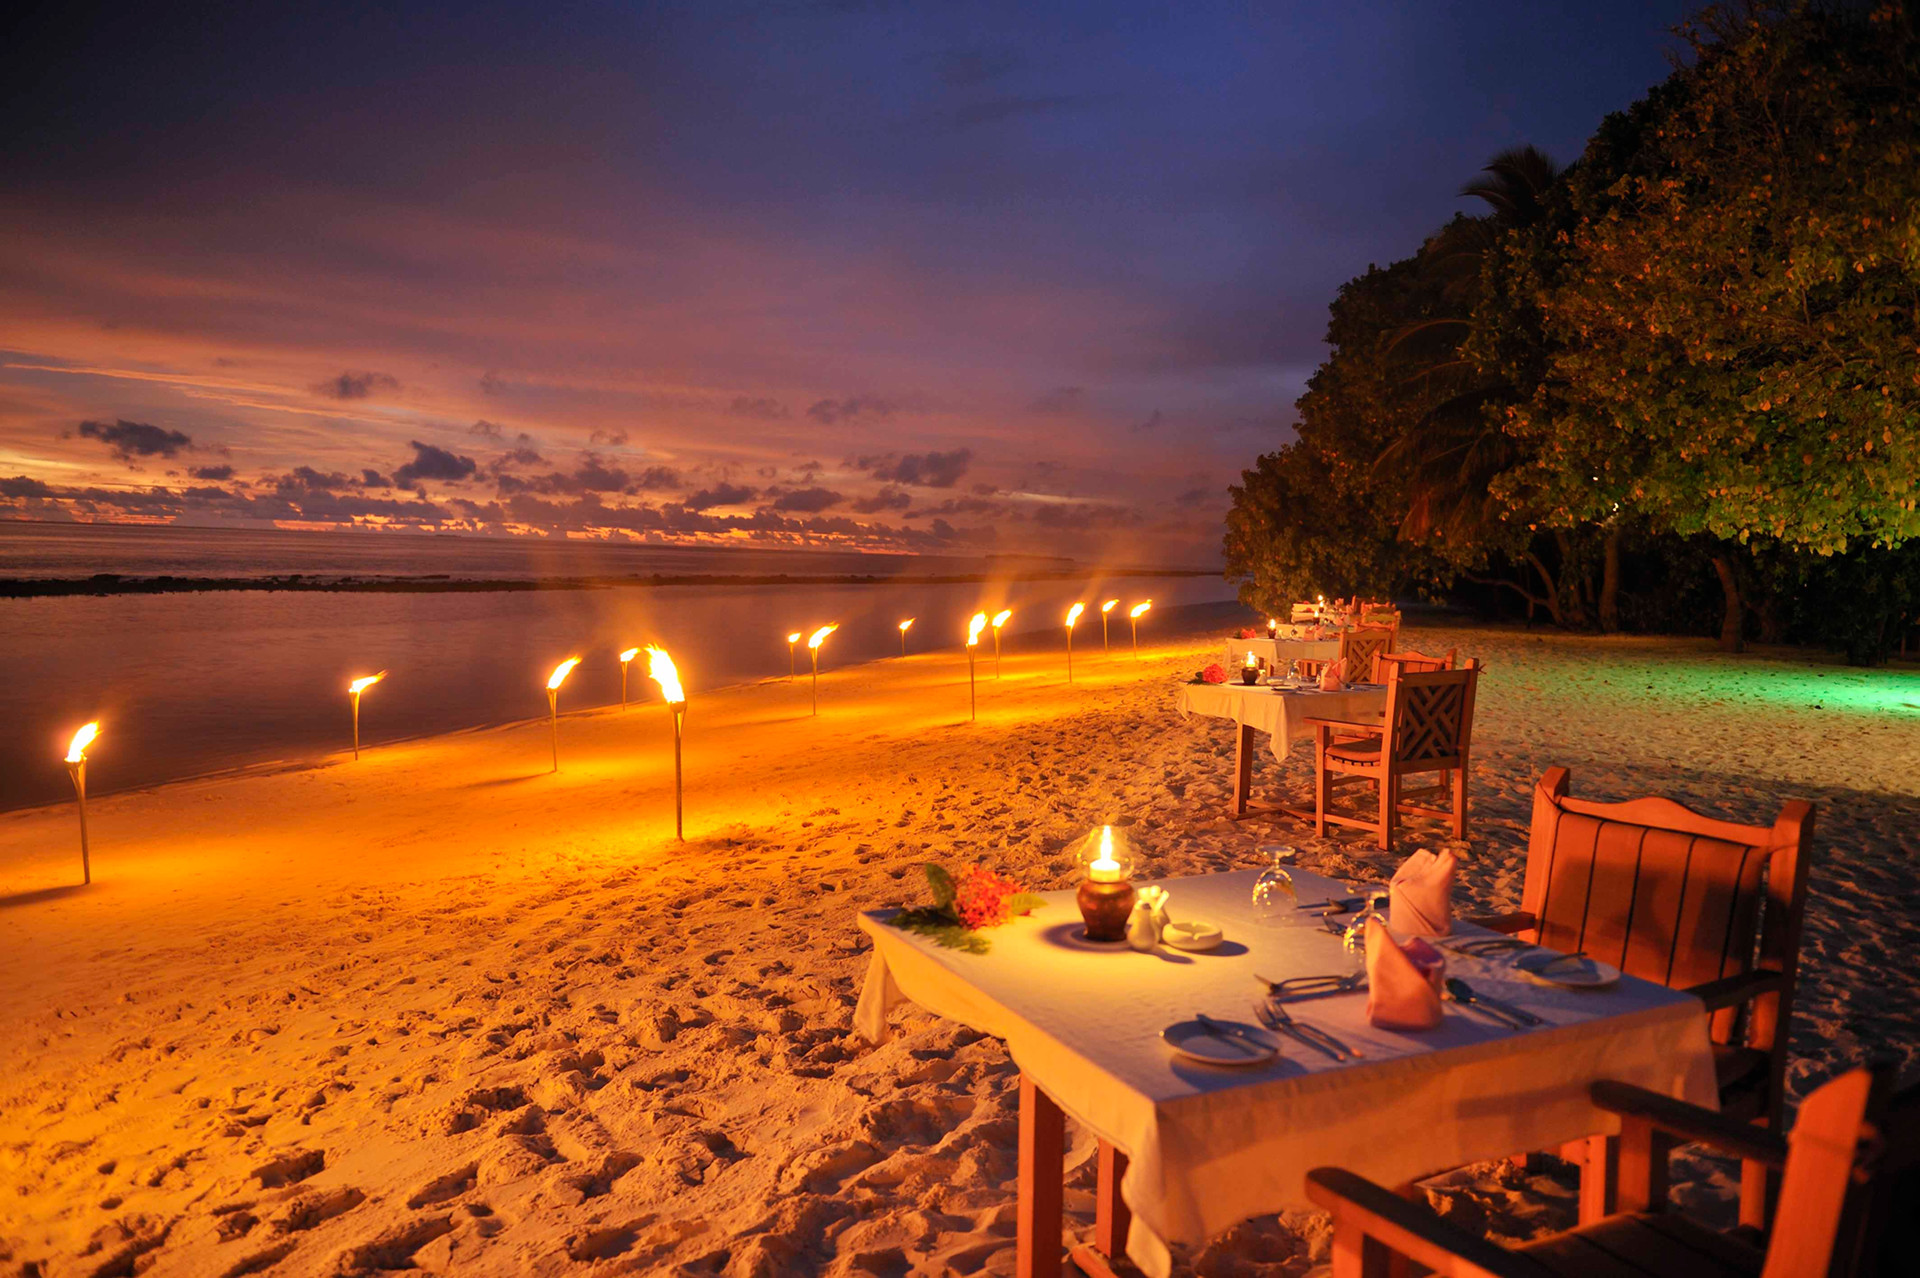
[1255,997,1359,1062]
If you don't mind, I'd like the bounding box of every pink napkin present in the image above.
[1389,849,1456,937]
[1364,916,1444,1030]
[1317,658,1346,691]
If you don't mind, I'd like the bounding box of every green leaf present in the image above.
[888,908,990,954]
[924,863,957,911]
[1007,893,1046,917]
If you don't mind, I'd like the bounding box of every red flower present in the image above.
[1201,663,1228,683]
[954,864,1021,929]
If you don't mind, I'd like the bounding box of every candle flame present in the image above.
[1129,601,1152,619]
[898,618,914,632]
[547,657,582,691]
[619,647,640,664]
[967,612,988,646]
[991,609,1012,629]
[786,632,801,644]
[1246,650,1258,666]
[1065,602,1085,627]
[1101,598,1118,613]
[645,646,685,705]
[1088,824,1123,880]
[807,623,837,650]
[348,671,387,696]
[65,721,99,764]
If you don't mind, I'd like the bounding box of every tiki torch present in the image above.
[991,609,1012,678]
[898,617,914,657]
[645,646,687,841]
[1100,598,1118,652]
[619,647,640,708]
[1129,600,1152,657]
[807,624,837,716]
[348,671,386,759]
[966,611,987,721]
[546,657,581,772]
[1065,602,1085,682]
[786,632,801,681]
[65,722,98,885]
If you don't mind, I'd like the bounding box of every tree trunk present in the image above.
[1710,554,1744,652]
[1599,529,1621,634]
[1552,531,1590,629]
[1523,552,1565,628]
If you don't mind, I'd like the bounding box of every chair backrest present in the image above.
[1340,626,1396,683]
[1378,660,1479,772]
[1520,768,1814,1055]
[1373,648,1456,681]
[1762,1064,1897,1278]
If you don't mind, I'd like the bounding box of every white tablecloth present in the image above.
[1175,681,1386,760]
[1224,637,1343,669]
[855,869,1717,1278]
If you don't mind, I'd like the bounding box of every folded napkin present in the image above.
[1364,916,1444,1030]
[1389,848,1456,937]
[1317,658,1346,692]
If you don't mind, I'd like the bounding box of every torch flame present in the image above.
[967,612,988,646]
[898,618,914,632]
[807,624,837,650]
[1129,601,1152,619]
[1101,598,1118,613]
[547,657,582,691]
[65,721,99,764]
[645,646,685,705]
[1066,602,1085,627]
[619,647,640,664]
[348,671,387,696]
[991,609,1012,629]
[786,632,801,644]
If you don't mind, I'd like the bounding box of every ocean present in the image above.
[0,523,1233,809]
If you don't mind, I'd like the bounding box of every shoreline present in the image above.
[0,565,1219,597]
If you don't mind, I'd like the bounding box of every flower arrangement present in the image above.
[1238,626,1259,639]
[888,863,1045,952]
[1188,662,1228,685]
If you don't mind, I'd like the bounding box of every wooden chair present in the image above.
[1372,647,1457,681]
[1306,661,1479,850]
[1303,1061,1904,1278]
[1473,768,1815,1230]
[1340,625,1397,683]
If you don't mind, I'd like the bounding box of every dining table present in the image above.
[1175,678,1388,819]
[855,867,1718,1278]
[1223,635,1343,671]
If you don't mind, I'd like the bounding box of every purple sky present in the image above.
[0,1,1691,564]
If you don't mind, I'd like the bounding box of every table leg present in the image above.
[1065,1140,1134,1276]
[1233,722,1255,817]
[1018,1074,1066,1278]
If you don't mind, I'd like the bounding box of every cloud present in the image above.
[590,428,630,446]
[1029,386,1085,414]
[312,370,400,400]
[629,465,681,491]
[1132,409,1164,432]
[1031,501,1141,529]
[806,396,894,425]
[768,486,843,513]
[76,418,193,460]
[851,486,911,514]
[728,396,790,420]
[392,440,478,487]
[491,444,545,470]
[361,469,392,488]
[684,482,757,510]
[1175,486,1215,507]
[856,447,972,488]
[188,464,234,480]
[903,495,1003,520]
[469,419,505,438]
[573,453,630,492]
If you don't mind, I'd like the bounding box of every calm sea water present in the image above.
[0,524,1231,809]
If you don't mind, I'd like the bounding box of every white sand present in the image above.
[2,607,1916,1276]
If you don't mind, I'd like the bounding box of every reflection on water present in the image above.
[0,574,1231,809]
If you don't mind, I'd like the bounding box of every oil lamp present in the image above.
[1072,825,1137,942]
[1267,617,1279,639]
[1240,650,1260,684]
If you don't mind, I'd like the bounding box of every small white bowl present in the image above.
[1162,920,1224,952]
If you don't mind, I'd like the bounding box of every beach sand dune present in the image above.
[2,604,1915,1276]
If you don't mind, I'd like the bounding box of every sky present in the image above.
[0,0,1693,566]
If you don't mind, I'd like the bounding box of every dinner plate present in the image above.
[1516,952,1621,988]
[1161,1019,1278,1066]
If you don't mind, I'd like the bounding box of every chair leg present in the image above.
[1315,746,1330,839]
[1450,765,1467,839]
[1578,1134,1619,1226]
[1376,773,1394,851]
[1738,1157,1777,1233]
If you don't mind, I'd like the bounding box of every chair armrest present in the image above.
[1463,911,1535,935]
[1589,1081,1788,1168]
[1685,970,1785,1014]
[1304,1169,1551,1278]
[1303,716,1385,734]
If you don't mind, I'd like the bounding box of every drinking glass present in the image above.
[1251,845,1300,924]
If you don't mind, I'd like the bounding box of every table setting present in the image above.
[854,835,1718,1278]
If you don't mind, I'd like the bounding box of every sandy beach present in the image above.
[3,602,1917,1277]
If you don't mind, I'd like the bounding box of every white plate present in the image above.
[1161,1019,1278,1066]
[1516,952,1621,988]
[1163,920,1224,951]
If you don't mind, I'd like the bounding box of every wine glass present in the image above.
[1251,845,1301,924]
